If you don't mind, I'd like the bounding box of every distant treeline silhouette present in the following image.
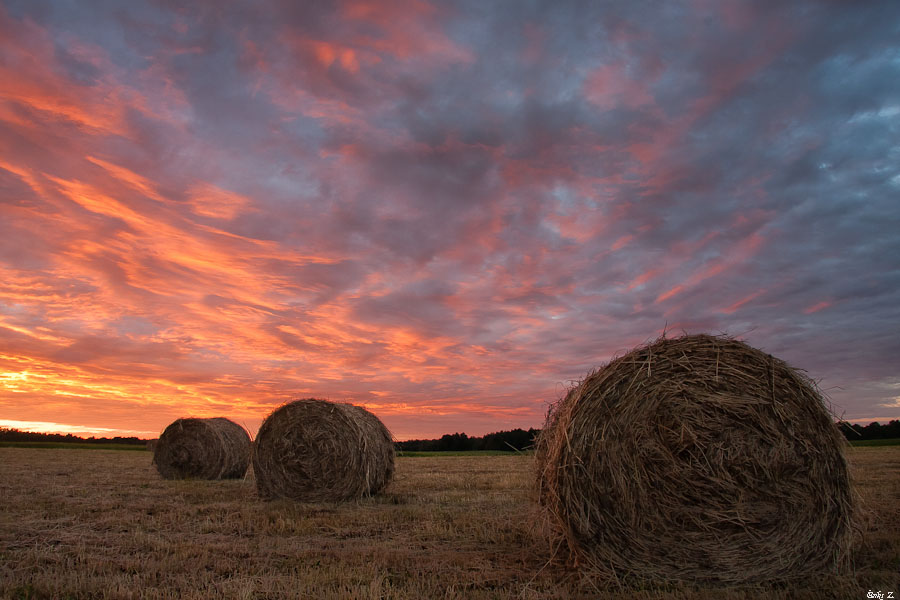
[397,422,900,451]
[396,428,539,452]
[838,420,900,440]
[2,421,898,449]
[0,428,146,445]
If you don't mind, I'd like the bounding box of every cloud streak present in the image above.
[1,0,898,439]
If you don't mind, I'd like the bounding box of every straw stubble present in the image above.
[153,417,251,480]
[253,398,395,502]
[535,333,855,584]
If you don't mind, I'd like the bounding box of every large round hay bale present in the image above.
[153,417,251,480]
[253,398,395,502]
[535,333,854,584]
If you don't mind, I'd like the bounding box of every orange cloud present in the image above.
[86,157,170,205]
[0,16,130,138]
[308,40,362,73]
[187,182,253,220]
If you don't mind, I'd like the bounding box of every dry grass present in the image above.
[536,334,854,584]
[253,399,394,502]
[153,418,250,480]
[0,447,897,599]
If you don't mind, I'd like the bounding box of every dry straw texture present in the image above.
[153,417,251,480]
[535,333,855,585]
[253,398,395,502]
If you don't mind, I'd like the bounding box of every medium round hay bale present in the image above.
[153,417,251,480]
[253,398,395,502]
[535,334,854,584]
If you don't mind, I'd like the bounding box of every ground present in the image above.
[0,447,897,599]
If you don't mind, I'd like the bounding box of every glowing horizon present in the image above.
[2,412,898,444]
[0,419,159,439]
[1,1,898,440]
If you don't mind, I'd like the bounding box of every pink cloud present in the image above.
[719,289,767,314]
[655,232,765,304]
[583,61,655,111]
[186,182,254,220]
[340,0,474,64]
[803,301,831,314]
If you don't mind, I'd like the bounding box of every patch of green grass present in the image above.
[849,438,900,447]
[0,441,148,451]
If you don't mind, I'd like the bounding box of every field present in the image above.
[0,442,148,451]
[1,448,897,599]
[848,438,900,447]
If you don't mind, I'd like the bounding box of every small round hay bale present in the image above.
[253,398,395,502]
[535,333,854,584]
[153,417,251,480]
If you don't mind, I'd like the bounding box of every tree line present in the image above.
[838,420,900,440]
[396,421,900,450]
[2,420,898,449]
[396,428,539,452]
[0,428,147,445]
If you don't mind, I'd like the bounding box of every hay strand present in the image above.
[535,333,854,584]
[253,398,395,502]
[153,417,251,480]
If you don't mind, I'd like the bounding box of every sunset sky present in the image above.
[1,1,898,441]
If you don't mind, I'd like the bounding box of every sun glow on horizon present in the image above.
[0,419,159,439]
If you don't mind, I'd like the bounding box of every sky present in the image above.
[0,0,898,441]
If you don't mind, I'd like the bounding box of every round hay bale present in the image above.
[253,398,395,502]
[535,333,854,584]
[153,417,251,480]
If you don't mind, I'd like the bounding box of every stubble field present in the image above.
[0,447,897,599]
